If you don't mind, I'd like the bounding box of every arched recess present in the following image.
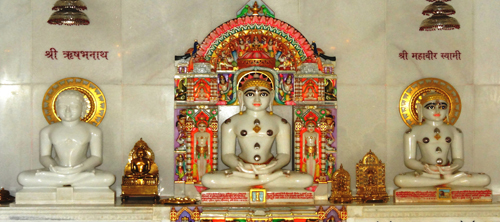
[197,16,314,65]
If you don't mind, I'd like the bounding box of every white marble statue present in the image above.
[394,91,490,188]
[201,77,313,189]
[18,90,115,188]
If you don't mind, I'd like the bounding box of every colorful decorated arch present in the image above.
[197,16,314,64]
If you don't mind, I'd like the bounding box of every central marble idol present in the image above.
[201,77,313,189]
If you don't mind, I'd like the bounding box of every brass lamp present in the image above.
[48,0,89,26]
[420,0,459,31]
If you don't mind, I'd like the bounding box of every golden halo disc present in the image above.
[42,77,106,126]
[399,78,461,127]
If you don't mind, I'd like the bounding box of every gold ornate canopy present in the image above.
[399,78,461,127]
[42,77,106,126]
[354,150,389,203]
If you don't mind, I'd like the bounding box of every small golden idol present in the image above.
[329,164,353,203]
[354,150,389,203]
[121,138,160,202]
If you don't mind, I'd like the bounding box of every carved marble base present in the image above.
[15,187,115,205]
[394,187,492,203]
[201,189,249,204]
[266,189,314,204]
[201,188,314,205]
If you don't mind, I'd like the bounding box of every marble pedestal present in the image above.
[313,183,329,201]
[15,187,115,205]
[394,187,492,203]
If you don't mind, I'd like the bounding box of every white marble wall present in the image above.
[1,0,500,197]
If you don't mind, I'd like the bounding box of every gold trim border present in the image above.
[42,77,106,126]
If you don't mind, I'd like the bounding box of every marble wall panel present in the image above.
[299,0,387,86]
[474,0,500,85]
[95,85,123,193]
[264,0,300,30]
[122,0,171,85]
[210,0,247,30]
[122,85,174,196]
[385,85,408,194]
[453,86,475,172]
[30,84,53,172]
[32,0,122,84]
[165,0,213,81]
[387,0,474,86]
[0,85,31,193]
[0,0,32,84]
[474,86,500,194]
[336,85,387,192]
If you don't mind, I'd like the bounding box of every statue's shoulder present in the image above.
[40,122,60,133]
[449,125,463,134]
[405,125,423,135]
[270,114,290,128]
[222,115,238,127]
[81,122,102,134]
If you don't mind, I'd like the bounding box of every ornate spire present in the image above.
[236,0,275,18]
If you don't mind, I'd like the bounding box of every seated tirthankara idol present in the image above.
[394,91,490,188]
[201,77,313,189]
[17,90,115,204]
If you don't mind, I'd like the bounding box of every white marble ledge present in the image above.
[348,196,500,222]
[1,196,500,222]
[0,204,169,221]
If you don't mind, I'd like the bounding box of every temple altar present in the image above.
[172,0,337,204]
[1,0,500,221]
[3,199,500,221]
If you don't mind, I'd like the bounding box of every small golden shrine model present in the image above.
[354,150,389,203]
[121,138,160,202]
[329,164,352,203]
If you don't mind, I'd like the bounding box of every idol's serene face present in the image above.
[243,86,271,112]
[422,99,449,122]
[198,123,207,132]
[56,96,84,122]
[137,149,144,158]
[306,123,315,132]
[326,137,334,144]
